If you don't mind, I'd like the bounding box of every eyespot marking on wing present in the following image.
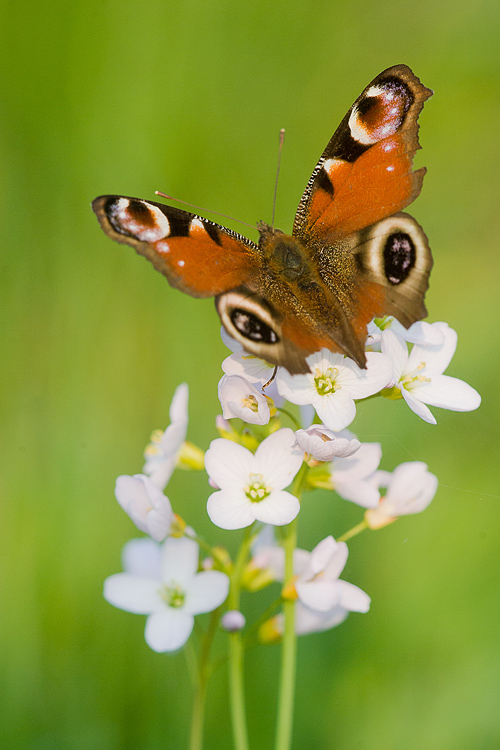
[108,198,171,242]
[231,309,279,344]
[383,232,415,284]
[348,77,414,147]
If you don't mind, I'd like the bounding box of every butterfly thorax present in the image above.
[257,222,313,283]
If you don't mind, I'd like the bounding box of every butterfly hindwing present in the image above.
[293,64,433,243]
[92,195,258,298]
[346,212,433,328]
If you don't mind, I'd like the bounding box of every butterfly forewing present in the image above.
[293,64,433,243]
[92,195,259,298]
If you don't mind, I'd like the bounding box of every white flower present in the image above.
[249,525,310,582]
[276,349,392,432]
[205,428,303,530]
[143,383,189,490]
[104,536,229,652]
[367,317,445,349]
[294,536,370,616]
[294,425,360,461]
[221,329,284,405]
[381,324,481,425]
[366,462,438,529]
[218,375,270,425]
[322,441,382,508]
[261,536,370,637]
[115,474,174,542]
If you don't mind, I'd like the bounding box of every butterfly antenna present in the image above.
[271,128,285,229]
[155,191,256,231]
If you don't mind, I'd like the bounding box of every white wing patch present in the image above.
[109,198,171,242]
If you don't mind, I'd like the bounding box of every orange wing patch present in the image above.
[152,231,256,297]
[92,196,258,298]
[308,135,425,241]
[294,65,432,244]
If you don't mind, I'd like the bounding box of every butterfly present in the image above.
[93,64,433,374]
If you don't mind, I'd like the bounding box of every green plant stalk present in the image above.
[338,518,369,542]
[189,608,221,750]
[275,462,308,750]
[275,517,297,750]
[228,525,254,750]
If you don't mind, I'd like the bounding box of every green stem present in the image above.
[338,518,369,542]
[189,608,220,750]
[228,526,254,750]
[189,676,206,750]
[275,518,298,750]
[244,596,282,647]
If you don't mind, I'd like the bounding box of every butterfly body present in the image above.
[93,65,433,374]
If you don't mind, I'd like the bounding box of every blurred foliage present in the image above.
[1,0,499,747]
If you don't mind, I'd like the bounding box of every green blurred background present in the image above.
[1,0,499,747]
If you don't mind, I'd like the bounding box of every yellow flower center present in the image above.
[314,366,340,396]
[244,473,271,502]
[401,361,431,390]
[160,583,185,608]
[241,394,259,412]
[144,429,164,457]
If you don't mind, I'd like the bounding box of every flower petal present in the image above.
[255,429,304,489]
[296,580,341,612]
[251,490,300,526]
[184,571,230,614]
[395,319,445,346]
[104,573,161,614]
[276,371,318,406]
[381,330,408,382]
[169,383,189,423]
[146,495,174,542]
[314,389,356,432]
[411,375,481,412]
[401,387,436,424]
[335,478,380,508]
[145,609,194,652]
[300,536,337,580]
[207,489,256,530]
[122,538,162,578]
[294,426,360,461]
[332,442,382,481]
[204,438,255,489]
[218,375,271,425]
[294,603,348,635]
[161,536,199,586]
[337,352,393,399]
[407,322,457,376]
[323,541,349,580]
[222,351,275,384]
[337,581,371,612]
[384,461,438,515]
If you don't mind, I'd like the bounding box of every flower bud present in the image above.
[221,610,246,632]
[258,616,282,644]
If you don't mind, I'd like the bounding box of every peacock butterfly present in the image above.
[92,64,433,374]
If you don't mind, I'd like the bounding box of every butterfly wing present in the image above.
[285,65,433,368]
[92,195,258,297]
[293,64,432,243]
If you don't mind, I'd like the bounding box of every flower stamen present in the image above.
[314,366,340,396]
[160,582,186,608]
[244,473,272,502]
[241,394,259,412]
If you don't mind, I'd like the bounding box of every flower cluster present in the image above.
[104,317,480,653]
